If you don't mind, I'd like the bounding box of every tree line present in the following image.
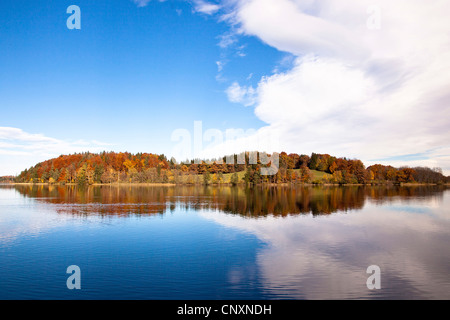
[13,151,450,185]
[0,176,15,183]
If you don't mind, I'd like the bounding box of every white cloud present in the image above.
[192,0,220,15]
[132,0,167,8]
[0,127,113,175]
[254,56,374,126]
[235,44,246,57]
[217,32,237,48]
[0,127,59,143]
[132,0,152,7]
[217,0,450,174]
[216,60,225,72]
[226,82,257,107]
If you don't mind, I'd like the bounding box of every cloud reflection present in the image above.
[200,192,450,299]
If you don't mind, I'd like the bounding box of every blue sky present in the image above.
[1,0,450,175]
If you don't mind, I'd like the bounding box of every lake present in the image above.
[0,184,449,300]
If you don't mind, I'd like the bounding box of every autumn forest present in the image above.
[8,151,449,186]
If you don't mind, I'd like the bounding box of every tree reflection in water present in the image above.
[13,184,447,218]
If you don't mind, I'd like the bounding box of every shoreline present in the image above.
[12,182,177,187]
[8,182,450,187]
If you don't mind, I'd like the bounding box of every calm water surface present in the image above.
[0,184,449,299]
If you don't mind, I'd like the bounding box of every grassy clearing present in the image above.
[294,169,332,181]
[222,171,247,183]
[175,171,246,184]
[178,169,332,184]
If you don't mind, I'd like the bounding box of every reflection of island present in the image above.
[13,184,448,218]
[6,184,450,299]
